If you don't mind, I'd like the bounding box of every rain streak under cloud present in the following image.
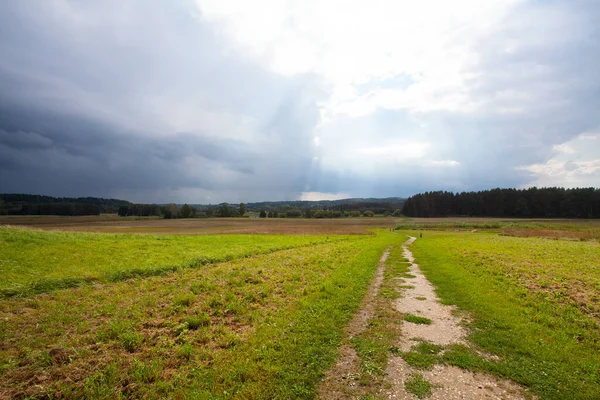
[0,0,599,203]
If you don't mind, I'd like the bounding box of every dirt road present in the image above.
[385,237,528,399]
[320,237,531,399]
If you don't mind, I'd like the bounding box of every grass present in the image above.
[348,244,409,395]
[403,314,432,325]
[400,341,444,370]
[0,226,354,297]
[394,218,600,240]
[405,373,433,398]
[405,230,600,399]
[0,230,400,398]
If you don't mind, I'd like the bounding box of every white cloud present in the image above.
[426,160,460,167]
[360,142,429,160]
[517,131,600,187]
[300,191,350,201]
[195,0,522,118]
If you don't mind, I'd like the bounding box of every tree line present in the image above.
[0,194,130,215]
[246,198,404,215]
[402,187,600,218]
[257,209,402,218]
[117,203,247,219]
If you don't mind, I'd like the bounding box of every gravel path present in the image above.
[385,237,529,399]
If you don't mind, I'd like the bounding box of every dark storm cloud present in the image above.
[0,0,324,202]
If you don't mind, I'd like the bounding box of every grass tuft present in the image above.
[119,332,143,352]
[183,313,210,330]
[403,314,432,325]
[173,292,196,307]
[405,373,433,398]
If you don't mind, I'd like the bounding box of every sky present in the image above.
[0,0,599,203]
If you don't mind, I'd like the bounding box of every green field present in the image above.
[0,227,353,298]
[1,223,599,399]
[0,227,398,399]
[403,230,600,399]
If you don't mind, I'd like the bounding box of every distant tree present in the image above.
[259,210,267,218]
[314,210,326,218]
[287,209,302,218]
[268,211,274,218]
[206,207,214,217]
[273,210,278,218]
[363,210,374,217]
[118,205,129,217]
[239,203,246,216]
[515,197,530,217]
[162,203,180,219]
[220,204,232,217]
[350,210,361,217]
[180,203,192,218]
[392,209,402,216]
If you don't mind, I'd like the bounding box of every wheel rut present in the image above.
[318,248,390,399]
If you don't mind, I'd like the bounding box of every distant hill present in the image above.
[0,194,131,215]
[0,193,406,217]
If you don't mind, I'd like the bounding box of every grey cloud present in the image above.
[0,130,53,149]
[0,0,325,202]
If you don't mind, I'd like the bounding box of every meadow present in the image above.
[0,227,351,298]
[1,217,599,399]
[0,226,398,398]
[401,230,600,399]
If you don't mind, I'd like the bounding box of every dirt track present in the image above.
[384,237,528,399]
[318,249,391,399]
[319,237,531,399]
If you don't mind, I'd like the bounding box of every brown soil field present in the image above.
[2,215,598,236]
[0,215,397,235]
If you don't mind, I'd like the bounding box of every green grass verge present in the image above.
[0,232,400,399]
[0,226,354,297]
[405,230,600,399]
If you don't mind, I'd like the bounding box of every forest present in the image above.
[0,194,130,215]
[402,187,600,218]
